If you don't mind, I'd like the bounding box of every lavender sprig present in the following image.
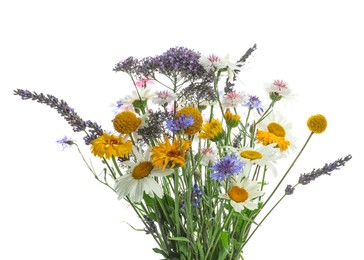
[14,89,103,145]
[298,154,352,185]
[285,154,352,195]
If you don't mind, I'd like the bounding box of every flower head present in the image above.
[113,110,142,134]
[135,78,154,88]
[91,132,132,159]
[166,114,195,133]
[114,146,173,202]
[175,107,203,135]
[210,153,245,182]
[121,87,154,110]
[265,80,292,101]
[307,114,327,134]
[243,95,264,113]
[220,175,264,212]
[200,146,218,165]
[56,136,75,150]
[256,112,295,152]
[230,144,281,177]
[224,110,241,128]
[151,90,177,106]
[198,119,224,142]
[151,136,191,170]
[222,90,247,109]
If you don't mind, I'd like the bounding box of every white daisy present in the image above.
[220,175,264,212]
[114,146,173,202]
[121,87,155,109]
[151,90,177,106]
[256,112,296,153]
[228,144,281,177]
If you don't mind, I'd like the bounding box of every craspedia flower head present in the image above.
[307,114,327,134]
[175,106,203,135]
[113,110,142,134]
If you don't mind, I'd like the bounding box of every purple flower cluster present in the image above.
[191,184,203,208]
[113,47,212,81]
[210,153,245,182]
[166,114,194,133]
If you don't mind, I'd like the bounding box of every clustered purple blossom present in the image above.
[244,95,264,113]
[14,89,103,145]
[113,47,212,82]
[166,114,194,133]
[210,153,245,182]
[285,154,352,195]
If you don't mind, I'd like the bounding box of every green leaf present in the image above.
[168,236,191,243]
[220,231,229,251]
[152,248,168,257]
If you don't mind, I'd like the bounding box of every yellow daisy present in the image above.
[91,132,132,159]
[151,136,191,170]
[198,119,224,142]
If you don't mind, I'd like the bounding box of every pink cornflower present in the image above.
[222,91,247,108]
[151,90,177,106]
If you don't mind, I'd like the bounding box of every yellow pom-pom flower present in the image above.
[307,114,327,134]
[113,110,142,134]
[91,133,132,159]
[198,119,224,142]
[175,107,203,135]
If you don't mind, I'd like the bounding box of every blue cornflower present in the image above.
[166,114,194,133]
[244,95,264,113]
[56,136,75,150]
[111,100,123,114]
[210,153,245,182]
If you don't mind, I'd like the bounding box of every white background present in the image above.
[1,0,362,259]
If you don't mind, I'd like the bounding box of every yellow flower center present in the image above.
[240,150,263,160]
[267,122,286,137]
[307,114,327,134]
[113,111,142,134]
[228,186,248,203]
[176,107,203,135]
[132,161,154,179]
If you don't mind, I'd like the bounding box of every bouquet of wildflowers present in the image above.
[14,45,351,260]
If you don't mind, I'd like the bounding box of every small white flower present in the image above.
[220,175,264,212]
[222,90,247,109]
[114,146,173,202]
[151,90,177,106]
[265,80,295,101]
[200,146,218,165]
